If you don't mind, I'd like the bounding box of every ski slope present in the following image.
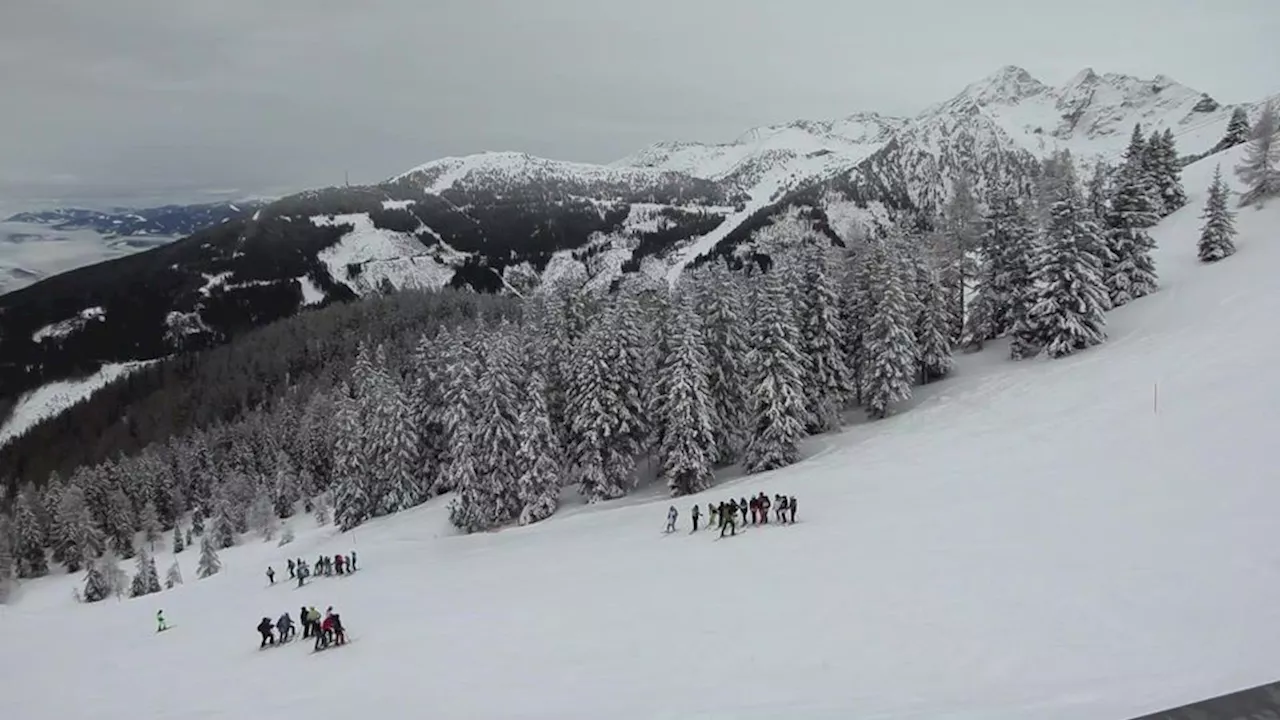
[3,149,1279,719]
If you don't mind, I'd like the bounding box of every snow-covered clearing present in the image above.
[0,360,157,448]
[31,306,106,342]
[4,151,1278,719]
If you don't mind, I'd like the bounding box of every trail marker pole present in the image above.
[1154,383,1159,414]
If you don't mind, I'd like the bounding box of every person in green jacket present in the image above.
[156,609,167,632]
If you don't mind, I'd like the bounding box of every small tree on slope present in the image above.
[1025,178,1109,359]
[1104,133,1161,308]
[165,559,183,589]
[139,501,161,552]
[1235,102,1280,208]
[742,268,808,473]
[196,535,222,579]
[1198,165,1238,262]
[1215,107,1251,152]
[657,292,716,495]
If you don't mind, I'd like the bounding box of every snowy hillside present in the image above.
[4,147,1280,719]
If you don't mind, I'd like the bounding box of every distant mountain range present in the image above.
[0,65,1273,406]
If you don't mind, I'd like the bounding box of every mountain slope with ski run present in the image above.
[3,145,1279,719]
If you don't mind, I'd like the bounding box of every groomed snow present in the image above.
[4,149,1279,719]
[0,360,158,448]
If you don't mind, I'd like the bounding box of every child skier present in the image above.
[665,505,678,533]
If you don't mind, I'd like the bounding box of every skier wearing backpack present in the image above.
[776,495,788,523]
[690,503,701,532]
[719,501,738,538]
[276,613,296,642]
[665,506,678,533]
[757,492,771,525]
[257,617,276,648]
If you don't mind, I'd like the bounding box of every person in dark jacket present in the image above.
[350,550,358,571]
[300,606,311,638]
[266,566,275,585]
[276,613,296,642]
[335,554,346,575]
[776,495,788,523]
[758,492,771,524]
[257,617,276,648]
[789,496,797,523]
[287,558,296,579]
[690,503,701,532]
[738,498,749,525]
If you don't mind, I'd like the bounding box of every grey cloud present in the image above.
[1,0,1277,213]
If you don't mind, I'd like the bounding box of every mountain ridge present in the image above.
[0,64,1272,408]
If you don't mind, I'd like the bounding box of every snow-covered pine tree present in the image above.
[1104,127,1161,307]
[470,321,523,524]
[313,492,332,526]
[657,290,716,495]
[911,251,955,382]
[331,383,372,531]
[0,518,14,603]
[962,180,1040,351]
[742,266,809,472]
[56,484,103,572]
[377,367,423,516]
[1198,165,1238,262]
[839,239,873,400]
[445,420,493,532]
[278,523,296,546]
[172,526,185,553]
[271,449,301,519]
[514,367,563,526]
[13,486,49,578]
[130,547,160,598]
[1235,102,1280,207]
[1146,129,1187,216]
[861,232,918,419]
[597,291,649,492]
[209,491,238,549]
[246,486,276,541]
[434,326,482,496]
[940,175,982,340]
[103,487,137,559]
[196,535,222,578]
[1025,172,1109,359]
[139,500,161,551]
[564,320,617,503]
[409,330,448,496]
[1216,107,1252,152]
[165,559,183,589]
[694,261,751,465]
[82,555,115,603]
[1085,161,1112,226]
[794,241,853,432]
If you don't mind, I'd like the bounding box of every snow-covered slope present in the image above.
[0,360,157,447]
[5,148,1279,719]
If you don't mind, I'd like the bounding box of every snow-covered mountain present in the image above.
[0,65,1272,404]
[0,201,269,295]
[5,145,1280,719]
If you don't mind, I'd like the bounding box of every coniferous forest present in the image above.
[0,123,1210,603]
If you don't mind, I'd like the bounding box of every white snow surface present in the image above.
[31,306,106,342]
[4,150,1279,720]
[310,213,448,293]
[0,360,157,448]
[297,275,326,306]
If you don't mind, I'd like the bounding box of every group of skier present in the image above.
[256,605,347,650]
[666,491,798,537]
[276,551,358,588]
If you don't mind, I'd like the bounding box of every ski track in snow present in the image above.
[4,147,1280,719]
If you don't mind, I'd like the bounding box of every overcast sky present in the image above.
[1,0,1276,213]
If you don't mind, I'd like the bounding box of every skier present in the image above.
[350,550,358,572]
[330,611,347,646]
[691,503,701,532]
[300,605,311,638]
[758,493,771,525]
[719,501,737,538]
[266,566,275,585]
[788,496,797,523]
[296,562,309,588]
[776,495,788,523]
[156,609,167,632]
[276,613,296,642]
[316,610,336,650]
[738,498,749,525]
[287,558,296,579]
[257,617,276,648]
[307,606,322,639]
[708,502,718,530]
[335,554,345,575]
[665,505,678,533]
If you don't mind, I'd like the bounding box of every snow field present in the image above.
[3,148,1279,719]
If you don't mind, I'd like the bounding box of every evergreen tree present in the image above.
[695,262,751,465]
[912,255,955,382]
[963,182,1040,349]
[377,369,423,516]
[82,555,115,603]
[246,487,277,541]
[1085,161,1112,226]
[794,243,854,432]
[941,175,982,340]
[446,421,493,532]
[435,328,483,496]
[196,535,222,579]
[861,233,918,419]
[0,518,14,603]
[1198,165,1238,262]
[1216,107,1252,152]
[139,501,161,552]
[13,486,49,578]
[165,559,183,589]
[56,484,103,572]
[514,368,563,526]
[471,323,522,523]
[313,492,332,526]
[409,330,449,496]
[172,526,185,554]
[1146,129,1187,216]
[209,491,238,549]
[103,488,136,559]
[565,320,624,502]
[331,385,372,531]
[1025,175,1110,358]
[129,547,161,598]
[742,267,808,472]
[1104,127,1161,307]
[271,449,301,519]
[597,292,649,492]
[657,292,716,495]
[1235,102,1280,207]
[278,523,295,546]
